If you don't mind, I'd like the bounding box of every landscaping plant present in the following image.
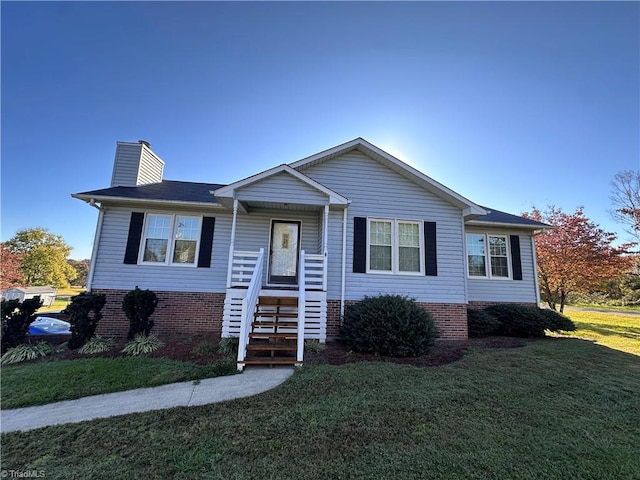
[467,308,500,337]
[78,336,115,354]
[217,337,239,356]
[341,294,438,356]
[65,292,106,349]
[1,296,43,353]
[481,304,576,338]
[1,342,54,365]
[122,286,158,340]
[122,334,164,356]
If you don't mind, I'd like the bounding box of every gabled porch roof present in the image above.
[214,164,349,212]
[289,137,487,220]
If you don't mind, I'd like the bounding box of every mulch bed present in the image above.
[27,333,530,367]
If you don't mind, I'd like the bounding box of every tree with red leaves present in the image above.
[524,206,635,313]
[0,243,23,291]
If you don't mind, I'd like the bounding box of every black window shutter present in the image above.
[124,212,145,264]
[510,235,523,280]
[353,217,367,273]
[424,221,438,276]
[197,217,216,268]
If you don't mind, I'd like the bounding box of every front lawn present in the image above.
[2,339,639,479]
[563,310,640,355]
[1,356,236,409]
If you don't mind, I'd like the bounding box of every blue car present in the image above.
[29,317,71,335]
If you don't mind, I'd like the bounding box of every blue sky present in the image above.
[2,1,638,260]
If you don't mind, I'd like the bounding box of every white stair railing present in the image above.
[297,250,306,364]
[237,248,264,370]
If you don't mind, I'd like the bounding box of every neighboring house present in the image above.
[2,286,57,306]
[73,138,547,367]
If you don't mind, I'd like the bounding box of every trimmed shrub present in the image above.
[122,334,164,356]
[484,304,547,338]
[65,292,106,349]
[341,294,438,357]
[122,287,158,340]
[483,304,577,338]
[1,296,43,354]
[467,308,500,337]
[538,309,577,332]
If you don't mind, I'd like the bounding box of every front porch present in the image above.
[213,166,349,369]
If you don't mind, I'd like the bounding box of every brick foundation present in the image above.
[91,289,225,338]
[327,299,469,340]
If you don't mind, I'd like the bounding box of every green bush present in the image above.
[192,342,218,357]
[78,336,115,354]
[483,304,577,338]
[1,342,54,365]
[122,287,159,340]
[65,292,106,350]
[341,294,438,357]
[484,304,547,337]
[467,308,500,337]
[304,339,326,353]
[217,337,239,356]
[537,309,577,332]
[1,296,43,354]
[122,334,164,356]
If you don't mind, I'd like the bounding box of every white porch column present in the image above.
[322,204,329,292]
[340,206,348,318]
[226,199,239,288]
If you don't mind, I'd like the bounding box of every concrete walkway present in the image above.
[1,367,294,434]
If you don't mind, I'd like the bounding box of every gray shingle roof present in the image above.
[75,180,226,204]
[74,182,548,228]
[472,206,549,228]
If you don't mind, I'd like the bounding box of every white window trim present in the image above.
[138,213,202,267]
[466,233,512,280]
[366,218,425,275]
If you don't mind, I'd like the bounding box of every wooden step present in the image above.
[249,332,297,340]
[252,321,298,329]
[254,311,298,319]
[240,357,298,366]
[258,296,298,307]
[246,344,297,352]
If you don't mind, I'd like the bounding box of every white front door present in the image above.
[268,220,301,285]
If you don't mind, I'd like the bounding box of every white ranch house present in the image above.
[74,138,546,368]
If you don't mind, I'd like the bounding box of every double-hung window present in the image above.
[466,233,510,278]
[140,214,201,266]
[367,218,423,274]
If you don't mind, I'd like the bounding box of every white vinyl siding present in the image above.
[137,147,164,185]
[110,143,143,187]
[300,151,467,304]
[367,218,423,275]
[466,228,539,303]
[91,207,232,293]
[236,172,328,205]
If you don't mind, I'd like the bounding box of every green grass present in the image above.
[37,287,85,313]
[1,356,236,408]
[2,339,639,479]
[563,310,640,355]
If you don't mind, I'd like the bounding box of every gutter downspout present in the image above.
[86,199,103,291]
[531,234,542,306]
[340,205,348,320]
